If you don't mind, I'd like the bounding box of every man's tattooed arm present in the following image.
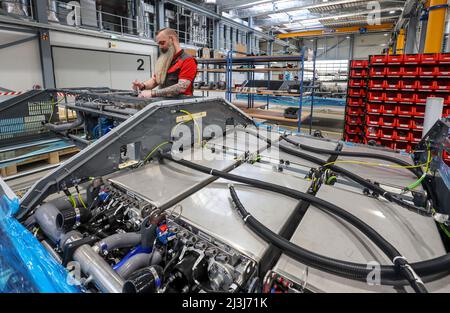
[151,79,191,97]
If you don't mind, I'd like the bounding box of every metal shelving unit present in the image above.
[196,48,315,132]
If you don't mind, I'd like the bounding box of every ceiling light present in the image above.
[323,0,328,2]
[380,43,387,46]
[389,10,396,14]
[384,33,388,36]
[310,39,314,42]
[346,36,350,39]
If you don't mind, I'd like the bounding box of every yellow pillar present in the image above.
[424,0,448,53]
[396,29,405,54]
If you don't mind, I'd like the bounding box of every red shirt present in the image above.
[166,50,197,96]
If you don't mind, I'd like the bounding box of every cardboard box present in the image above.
[184,48,198,57]
[236,43,247,53]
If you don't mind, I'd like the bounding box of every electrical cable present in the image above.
[161,153,450,289]
[248,131,431,215]
[179,109,201,145]
[142,141,171,164]
[404,145,431,192]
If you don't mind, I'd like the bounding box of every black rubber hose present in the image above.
[161,154,448,288]
[248,131,430,216]
[229,186,428,293]
[280,135,424,178]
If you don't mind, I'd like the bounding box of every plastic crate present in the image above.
[380,128,395,139]
[404,54,421,64]
[397,117,412,128]
[385,80,398,90]
[401,66,419,77]
[346,115,363,125]
[417,79,437,91]
[439,53,450,64]
[415,93,432,104]
[386,66,402,76]
[384,92,399,103]
[347,97,365,106]
[365,126,381,139]
[370,67,387,77]
[368,79,385,89]
[411,118,424,130]
[345,125,363,135]
[397,104,414,116]
[419,66,438,77]
[395,141,412,151]
[437,65,450,76]
[349,79,366,87]
[368,91,384,102]
[350,69,368,78]
[346,106,364,116]
[435,80,450,91]
[444,107,450,117]
[421,54,439,64]
[348,88,364,97]
[387,55,404,64]
[399,79,418,90]
[383,103,397,115]
[351,60,368,68]
[345,134,363,143]
[395,130,411,141]
[380,139,396,150]
[367,102,383,114]
[366,115,381,126]
[410,130,422,143]
[381,116,396,127]
[370,55,388,65]
[413,105,426,117]
[397,92,416,103]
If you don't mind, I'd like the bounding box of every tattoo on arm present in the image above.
[151,79,191,97]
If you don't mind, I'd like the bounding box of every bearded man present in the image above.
[132,28,197,98]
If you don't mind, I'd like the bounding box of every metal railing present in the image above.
[0,0,35,20]
[48,1,156,39]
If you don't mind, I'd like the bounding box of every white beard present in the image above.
[155,44,176,85]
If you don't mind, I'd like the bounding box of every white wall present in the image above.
[353,33,389,59]
[0,29,43,91]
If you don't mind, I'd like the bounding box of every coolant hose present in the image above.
[45,112,84,132]
[161,154,448,289]
[244,130,430,216]
[95,232,141,253]
[229,185,428,293]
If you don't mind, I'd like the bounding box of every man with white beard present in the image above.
[132,28,197,98]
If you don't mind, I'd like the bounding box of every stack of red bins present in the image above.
[364,53,450,153]
[344,60,369,143]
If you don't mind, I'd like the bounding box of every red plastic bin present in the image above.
[395,130,411,141]
[419,66,438,77]
[421,54,439,64]
[386,66,402,76]
[380,128,395,140]
[349,79,366,87]
[345,125,363,135]
[437,65,450,76]
[385,80,398,90]
[443,107,450,117]
[410,130,422,143]
[383,103,397,115]
[397,104,414,116]
[395,141,412,151]
[397,92,416,103]
[387,55,404,64]
[413,105,426,117]
[351,69,368,77]
[399,79,418,90]
[345,134,363,143]
[384,92,399,103]
[382,116,396,127]
[404,54,421,64]
[417,79,437,91]
[369,79,386,89]
[415,93,434,104]
[351,60,368,68]
[380,139,396,150]
[435,80,450,91]
[368,91,384,102]
[366,115,381,126]
[401,66,419,77]
[347,97,364,106]
[348,88,364,97]
[411,118,424,130]
[366,103,383,114]
[370,55,388,65]
[365,126,381,139]
[346,115,362,125]
[439,53,450,64]
[397,117,412,128]
[346,106,364,116]
[370,67,387,77]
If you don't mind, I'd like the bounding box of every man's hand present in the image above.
[132,80,145,91]
[138,90,153,98]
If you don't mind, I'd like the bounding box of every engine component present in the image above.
[123,266,163,293]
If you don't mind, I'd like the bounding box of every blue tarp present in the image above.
[0,179,79,293]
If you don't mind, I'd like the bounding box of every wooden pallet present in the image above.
[0,146,80,177]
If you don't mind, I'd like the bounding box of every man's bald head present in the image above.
[156,28,180,53]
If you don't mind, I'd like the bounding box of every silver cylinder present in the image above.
[73,244,125,293]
